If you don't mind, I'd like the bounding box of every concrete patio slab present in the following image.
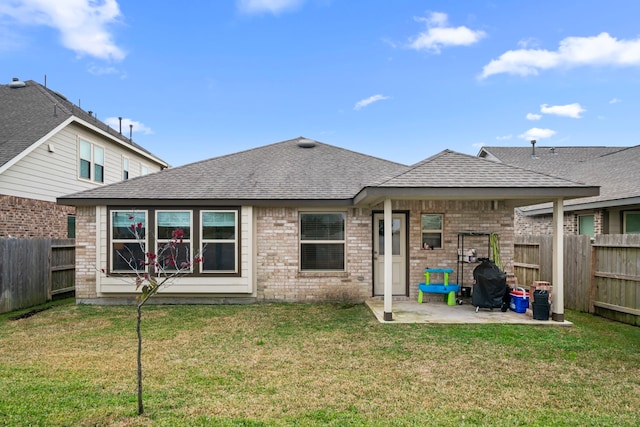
[366,299,573,326]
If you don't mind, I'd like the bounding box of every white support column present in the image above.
[552,198,565,322]
[383,198,393,321]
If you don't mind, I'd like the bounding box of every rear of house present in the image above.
[60,138,598,316]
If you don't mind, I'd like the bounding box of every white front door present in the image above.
[373,213,407,296]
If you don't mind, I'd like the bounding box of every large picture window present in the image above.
[109,208,239,275]
[201,211,237,272]
[111,210,147,272]
[300,212,346,271]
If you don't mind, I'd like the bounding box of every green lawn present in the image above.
[1,299,639,426]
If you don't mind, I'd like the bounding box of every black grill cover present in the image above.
[472,259,508,309]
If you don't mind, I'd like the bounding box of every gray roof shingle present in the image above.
[480,145,640,208]
[59,139,598,206]
[59,137,408,203]
[0,79,165,169]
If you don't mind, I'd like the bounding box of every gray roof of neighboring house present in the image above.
[0,78,166,169]
[479,145,640,212]
[59,137,599,207]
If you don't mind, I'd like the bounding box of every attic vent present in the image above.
[8,77,25,88]
[297,138,316,148]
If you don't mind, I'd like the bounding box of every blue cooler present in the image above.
[509,288,529,313]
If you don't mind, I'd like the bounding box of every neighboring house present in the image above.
[58,137,598,321]
[0,78,168,238]
[478,144,640,237]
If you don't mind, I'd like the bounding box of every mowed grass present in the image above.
[1,299,639,426]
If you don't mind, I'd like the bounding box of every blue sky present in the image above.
[2,0,640,166]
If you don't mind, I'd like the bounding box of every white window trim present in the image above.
[421,213,443,250]
[110,210,148,273]
[299,211,347,272]
[78,138,106,183]
[156,210,194,273]
[200,209,239,273]
[122,156,130,180]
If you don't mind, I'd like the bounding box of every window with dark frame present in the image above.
[108,208,239,275]
[201,210,238,272]
[111,210,147,273]
[156,211,192,271]
[299,212,346,271]
[623,211,640,234]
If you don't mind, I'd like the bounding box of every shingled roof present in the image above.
[59,138,598,207]
[479,145,639,212]
[0,78,166,170]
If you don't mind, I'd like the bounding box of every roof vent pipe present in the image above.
[118,117,122,134]
[531,140,537,158]
[129,124,133,141]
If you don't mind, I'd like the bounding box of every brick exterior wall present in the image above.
[0,195,75,238]
[75,201,514,303]
[515,208,606,236]
[255,207,373,302]
[75,205,97,300]
[255,200,514,303]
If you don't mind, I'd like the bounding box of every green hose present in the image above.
[490,232,502,271]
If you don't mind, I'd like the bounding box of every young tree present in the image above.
[108,216,203,415]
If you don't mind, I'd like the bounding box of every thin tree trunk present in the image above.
[137,304,144,415]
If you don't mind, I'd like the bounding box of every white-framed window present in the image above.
[79,139,105,183]
[156,210,193,271]
[200,210,238,273]
[623,211,640,234]
[578,214,595,237]
[421,214,443,249]
[299,212,346,271]
[122,157,130,180]
[110,210,147,273]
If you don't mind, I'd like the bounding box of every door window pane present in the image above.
[378,219,401,255]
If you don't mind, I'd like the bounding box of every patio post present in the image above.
[552,198,565,322]
[383,198,393,321]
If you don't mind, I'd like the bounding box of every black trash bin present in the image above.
[533,290,550,320]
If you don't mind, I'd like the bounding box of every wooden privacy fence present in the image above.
[0,238,75,314]
[514,234,640,326]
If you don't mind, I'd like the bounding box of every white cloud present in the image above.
[526,113,542,121]
[609,98,621,104]
[519,128,556,141]
[105,117,153,135]
[0,0,125,61]
[354,94,389,110]
[496,134,512,140]
[540,103,585,118]
[409,11,486,53]
[237,0,303,14]
[480,32,640,79]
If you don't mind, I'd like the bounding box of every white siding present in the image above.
[0,122,163,202]
[97,206,254,295]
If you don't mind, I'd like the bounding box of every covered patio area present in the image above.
[366,299,573,325]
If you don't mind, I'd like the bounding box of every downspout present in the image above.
[383,198,393,321]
